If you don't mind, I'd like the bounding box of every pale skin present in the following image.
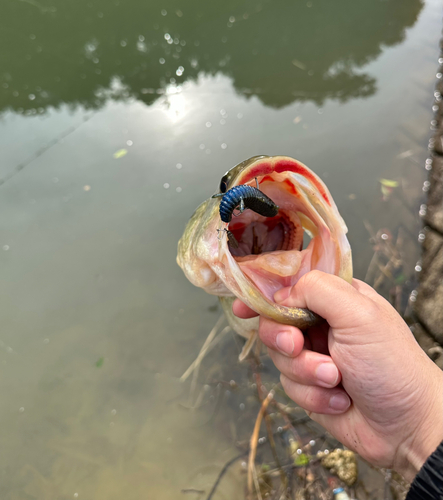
[233,270,443,482]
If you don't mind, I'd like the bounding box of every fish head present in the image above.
[177,155,352,329]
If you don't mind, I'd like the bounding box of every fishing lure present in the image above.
[217,228,239,248]
[212,178,279,223]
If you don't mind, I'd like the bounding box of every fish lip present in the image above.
[231,155,333,208]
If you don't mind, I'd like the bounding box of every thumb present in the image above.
[274,271,373,331]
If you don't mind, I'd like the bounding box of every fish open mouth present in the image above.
[222,165,341,302]
[177,155,351,340]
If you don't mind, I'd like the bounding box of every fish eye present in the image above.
[219,180,228,193]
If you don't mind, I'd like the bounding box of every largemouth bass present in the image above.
[177,155,352,359]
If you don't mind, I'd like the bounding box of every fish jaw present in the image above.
[177,156,352,328]
[177,199,228,295]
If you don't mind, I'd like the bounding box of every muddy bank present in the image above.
[412,39,443,368]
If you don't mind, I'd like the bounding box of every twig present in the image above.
[265,458,321,476]
[251,349,287,492]
[363,220,376,241]
[271,399,303,445]
[248,391,274,496]
[272,401,305,417]
[181,315,225,382]
[255,372,287,491]
[181,488,205,495]
[189,326,231,405]
[204,451,248,500]
[373,256,402,290]
[314,479,328,500]
[253,466,264,500]
[204,430,282,500]
[365,251,381,284]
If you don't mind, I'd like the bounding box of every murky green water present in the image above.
[0,0,441,498]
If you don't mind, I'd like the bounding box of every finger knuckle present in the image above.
[289,355,307,381]
[305,387,325,412]
[358,298,381,326]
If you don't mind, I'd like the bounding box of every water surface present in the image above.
[0,0,441,498]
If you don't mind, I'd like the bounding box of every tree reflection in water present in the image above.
[0,0,423,113]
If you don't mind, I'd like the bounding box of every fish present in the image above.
[177,155,352,360]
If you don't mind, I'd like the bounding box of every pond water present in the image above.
[0,0,441,498]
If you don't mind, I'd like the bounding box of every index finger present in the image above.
[232,298,259,319]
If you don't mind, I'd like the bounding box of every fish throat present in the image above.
[228,211,304,257]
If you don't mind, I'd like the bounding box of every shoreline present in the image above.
[412,38,443,368]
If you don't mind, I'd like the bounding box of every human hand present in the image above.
[233,270,443,481]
